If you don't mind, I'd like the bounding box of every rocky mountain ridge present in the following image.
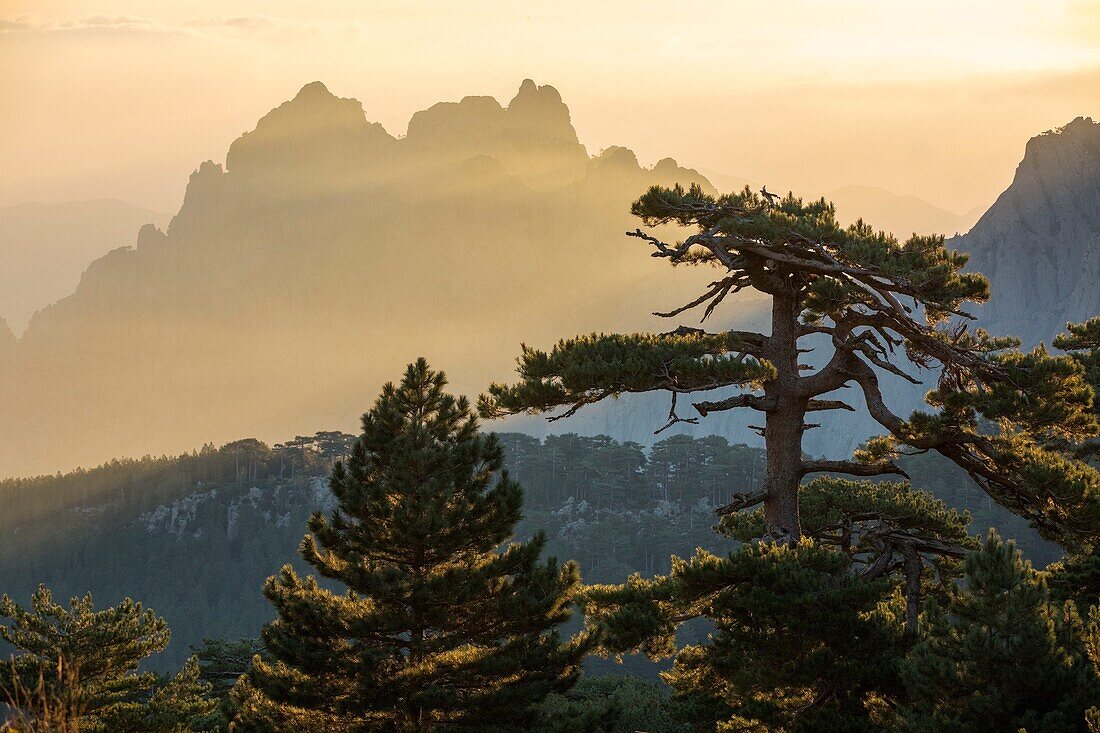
[0,80,728,477]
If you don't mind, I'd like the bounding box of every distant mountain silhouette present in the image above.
[691,176,982,240]
[827,185,981,237]
[0,317,14,359]
[0,80,725,477]
[0,199,169,334]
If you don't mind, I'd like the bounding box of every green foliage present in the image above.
[538,674,689,733]
[582,540,906,732]
[0,586,215,732]
[1055,317,1100,463]
[238,359,593,731]
[1088,606,1100,733]
[192,638,266,729]
[480,331,774,419]
[119,657,219,732]
[722,477,972,549]
[881,323,1100,549]
[630,183,987,322]
[901,532,1100,732]
[1049,549,1100,615]
[721,477,978,616]
[1055,317,1100,395]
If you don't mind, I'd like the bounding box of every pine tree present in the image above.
[192,637,266,727]
[901,531,1100,732]
[580,477,971,730]
[1087,606,1100,733]
[480,185,1100,546]
[0,585,215,732]
[236,359,593,732]
[583,540,906,732]
[721,476,978,631]
[115,657,220,732]
[1049,317,1100,614]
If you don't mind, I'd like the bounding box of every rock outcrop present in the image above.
[953,117,1100,347]
[405,79,588,189]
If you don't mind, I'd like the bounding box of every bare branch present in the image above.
[801,459,909,479]
[716,490,768,516]
[654,278,734,319]
[805,399,855,412]
[546,389,616,422]
[693,394,774,416]
[655,391,700,435]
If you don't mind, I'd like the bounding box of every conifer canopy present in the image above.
[237,359,592,732]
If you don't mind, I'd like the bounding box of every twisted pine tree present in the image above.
[901,532,1100,733]
[236,359,592,732]
[481,184,1100,546]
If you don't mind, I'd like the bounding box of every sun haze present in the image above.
[2,0,1098,214]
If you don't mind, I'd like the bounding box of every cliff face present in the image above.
[0,317,14,361]
[0,80,724,477]
[953,117,1100,347]
[0,199,170,334]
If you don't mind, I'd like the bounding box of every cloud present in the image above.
[0,14,174,36]
[0,14,324,38]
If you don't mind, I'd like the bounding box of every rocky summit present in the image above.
[953,116,1100,348]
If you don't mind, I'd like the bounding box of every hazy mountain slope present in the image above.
[692,176,980,239]
[0,80,737,477]
[0,199,169,334]
[0,317,14,369]
[827,184,979,237]
[952,116,1100,348]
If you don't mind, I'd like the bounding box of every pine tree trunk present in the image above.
[762,288,806,541]
[763,406,803,540]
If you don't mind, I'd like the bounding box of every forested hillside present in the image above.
[0,431,1056,672]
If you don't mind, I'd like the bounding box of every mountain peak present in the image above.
[1053,115,1097,138]
[505,79,575,144]
[510,78,563,106]
[224,83,394,179]
[0,315,18,366]
[295,80,332,99]
[403,79,586,188]
[954,115,1100,347]
[1021,116,1100,169]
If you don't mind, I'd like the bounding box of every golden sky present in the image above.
[2,0,1099,213]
